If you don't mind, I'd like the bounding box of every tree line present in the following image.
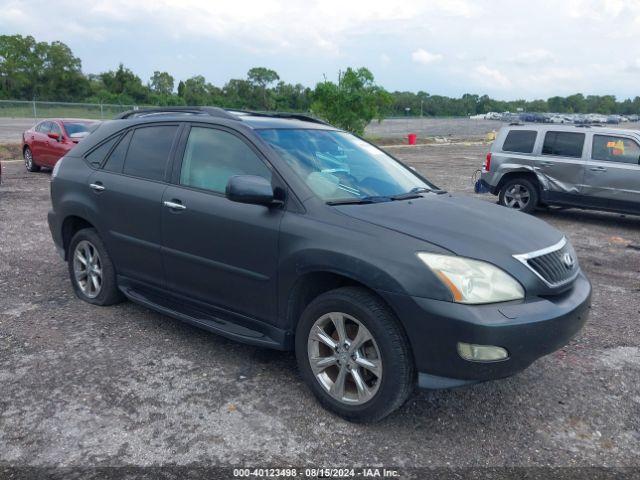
[2,34,640,133]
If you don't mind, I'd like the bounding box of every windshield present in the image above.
[257,129,435,202]
[63,122,98,136]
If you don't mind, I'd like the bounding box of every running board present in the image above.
[121,286,286,349]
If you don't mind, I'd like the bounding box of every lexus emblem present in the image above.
[562,252,575,269]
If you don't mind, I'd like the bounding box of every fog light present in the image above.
[457,342,509,362]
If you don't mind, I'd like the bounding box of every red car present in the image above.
[22,119,99,172]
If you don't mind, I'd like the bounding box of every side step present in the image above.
[121,287,286,349]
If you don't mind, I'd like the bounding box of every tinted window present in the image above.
[592,135,640,165]
[180,127,271,193]
[85,135,120,167]
[49,122,62,136]
[502,130,537,153]
[103,131,132,172]
[542,131,585,158]
[123,125,178,181]
[35,122,50,133]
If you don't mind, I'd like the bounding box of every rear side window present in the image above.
[85,135,120,167]
[592,135,640,165]
[179,127,271,194]
[123,125,179,181]
[502,130,537,153]
[103,131,132,172]
[542,131,585,158]
[35,122,50,133]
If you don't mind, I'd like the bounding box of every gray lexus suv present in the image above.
[48,107,591,422]
[479,123,640,214]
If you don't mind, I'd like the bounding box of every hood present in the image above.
[334,193,563,264]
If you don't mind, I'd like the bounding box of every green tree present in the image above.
[149,71,174,96]
[247,67,280,110]
[311,67,391,135]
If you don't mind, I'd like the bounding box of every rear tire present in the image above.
[295,286,415,423]
[68,228,124,306]
[499,177,539,213]
[24,147,40,172]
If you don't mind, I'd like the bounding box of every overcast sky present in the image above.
[2,0,640,100]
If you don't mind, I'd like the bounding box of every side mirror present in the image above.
[226,175,280,206]
[47,132,60,141]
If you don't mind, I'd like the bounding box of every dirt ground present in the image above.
[0,143,639,473]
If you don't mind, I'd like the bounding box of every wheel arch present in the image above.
[496,169,542,196]
[61,215,96,260]
[284,268,409,340]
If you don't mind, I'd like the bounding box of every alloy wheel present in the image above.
[73,240,103,298]
[504,184,530,210]
[24,149,33,170]
[307,312,382,405]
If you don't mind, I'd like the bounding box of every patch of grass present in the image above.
[0,143,22,161]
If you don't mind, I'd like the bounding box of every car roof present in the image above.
[68,108,338,158]
[112,107,337,131]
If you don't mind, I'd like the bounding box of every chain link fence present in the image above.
[0,100,141,120]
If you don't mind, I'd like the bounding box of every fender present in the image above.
[276,248,451,330]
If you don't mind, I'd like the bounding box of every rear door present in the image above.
[161,124,283,323]
[582,133,640,212]
[537,130,586,201]
[87,123,181,287]
[31,121,51,162]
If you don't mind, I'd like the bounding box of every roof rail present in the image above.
[227,109,330,126]
[115,106,238,121]
[509,122,525,126]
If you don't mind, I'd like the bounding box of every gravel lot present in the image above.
[1,144,639,472]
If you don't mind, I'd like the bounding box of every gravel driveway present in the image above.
[1,144,639,475]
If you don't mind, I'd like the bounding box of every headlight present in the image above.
[417,252,524,304]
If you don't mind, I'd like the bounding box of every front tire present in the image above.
[295,287,415,422]
[499,177,539,213]
[24,147,40,172]
[68,228,124,306]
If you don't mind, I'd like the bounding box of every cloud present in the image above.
[411,49,443,65]
[3,0,640,99]
[473,65,511,88]
[511,49,555,66]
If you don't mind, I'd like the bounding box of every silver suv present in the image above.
[479,124,640,214]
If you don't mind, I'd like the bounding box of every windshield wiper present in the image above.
[326,196,391,205]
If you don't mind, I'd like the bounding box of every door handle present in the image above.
[541,162,554,167]
[163,200,186,210]
[589,166,607,172]
[89,182,105,191]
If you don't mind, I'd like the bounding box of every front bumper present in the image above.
[379,272,591,388]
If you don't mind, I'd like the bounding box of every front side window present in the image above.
[123,125,178,181]
[49,122,62,136]
[502,130,537,153]
[179,127,272,194]
[592,135,640,165]
[542,131,585,158]
[257,129,435,202]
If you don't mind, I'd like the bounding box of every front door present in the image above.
[582,133,640,213]
[161,125,283,324]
